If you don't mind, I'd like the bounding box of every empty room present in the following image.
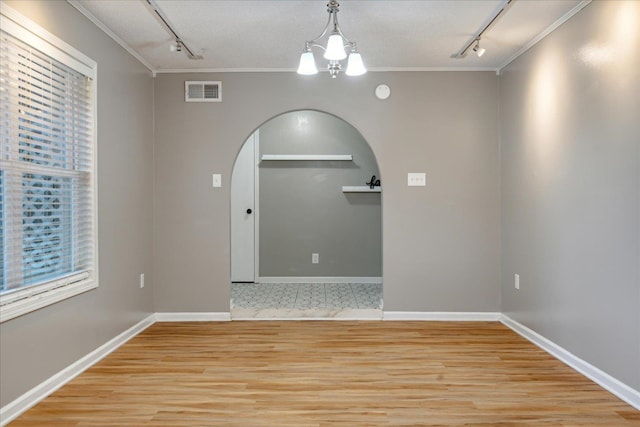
[0,0,638,425]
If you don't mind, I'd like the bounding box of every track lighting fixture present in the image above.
[455,0,513,59]
[169,40,183,52]
[146,0,202,59]
[473,40,486,57]
[296,0,366,78]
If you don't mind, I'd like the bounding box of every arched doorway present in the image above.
[230,110,382,319]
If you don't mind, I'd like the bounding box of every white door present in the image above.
[231,132,257,282]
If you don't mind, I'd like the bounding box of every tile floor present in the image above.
[230,283,383,319]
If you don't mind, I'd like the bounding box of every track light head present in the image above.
[170,40,183,52]
[473,41,486,57]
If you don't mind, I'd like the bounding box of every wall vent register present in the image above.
[185,81,221,102]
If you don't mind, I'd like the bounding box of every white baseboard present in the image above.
[233,316,383,321]
[500,314,640,411]
[384,311,501,321]
[256,277,383,284]
[0,314,156,426]
[154,312,231,322]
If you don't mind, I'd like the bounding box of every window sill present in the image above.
[0,279,98,323]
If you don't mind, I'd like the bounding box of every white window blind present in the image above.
[0,6,97,322]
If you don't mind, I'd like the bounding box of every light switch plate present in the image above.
[407,173,426,186]
[212,174,222,188]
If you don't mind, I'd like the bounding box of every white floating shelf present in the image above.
[342,186,382,193]
[261,154,353,161]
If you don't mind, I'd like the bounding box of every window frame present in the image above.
[0,3,98,323]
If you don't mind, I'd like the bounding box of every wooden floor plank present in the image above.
[8,321,638,426]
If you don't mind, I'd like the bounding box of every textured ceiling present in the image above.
[72,0,586,72]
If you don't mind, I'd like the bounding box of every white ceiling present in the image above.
[71,0,586,72]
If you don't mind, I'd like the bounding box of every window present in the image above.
[0,5,97,322]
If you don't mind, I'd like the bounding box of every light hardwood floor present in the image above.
[9,321,639,426]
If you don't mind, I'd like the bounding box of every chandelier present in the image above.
[296,0,367,78]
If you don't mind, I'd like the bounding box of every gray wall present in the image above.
[500,0,640,390]
[0,1,155,406]
[153,71,500,312]
[258,110,381,277]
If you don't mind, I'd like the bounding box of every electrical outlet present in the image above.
[407,172,426,186]
[514,273,519,290]
[312,253,319,264]
[140,273,145,289]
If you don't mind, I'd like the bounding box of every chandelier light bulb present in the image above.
[297,51,318,75]
[345,52,366,76]
[324,32,347,60]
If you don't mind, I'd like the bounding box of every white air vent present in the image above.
[185,81,221,102]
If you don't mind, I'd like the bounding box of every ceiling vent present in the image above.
[185,81,221,102]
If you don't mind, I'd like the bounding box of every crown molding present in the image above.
[497,0,592,73]
[66,0,156,74]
